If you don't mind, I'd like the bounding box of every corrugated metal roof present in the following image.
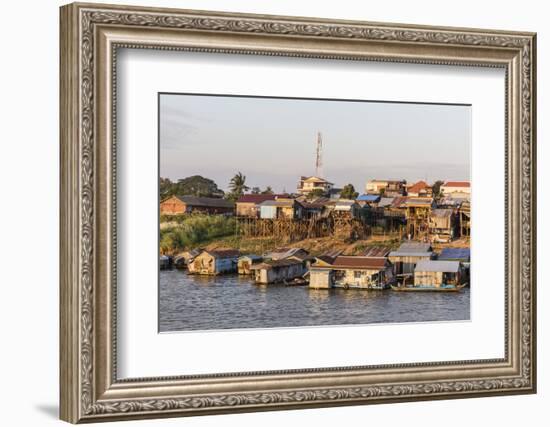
[175,195,234,208]
[204,249,240,258]
[415,260,460,273]
[238,254,263,261]
[439,248,470,261]
[332,256,387,270]
[362,246,391,257]
[397,242,432,252]
[264,248,308,260]
[377,197,395,208]
[236,194,277,204]
[357,194,380,202]
[259,199,295,207]
[251,258,304,269]
[404,197,433,207]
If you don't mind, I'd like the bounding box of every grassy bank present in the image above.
[159,214,236,254]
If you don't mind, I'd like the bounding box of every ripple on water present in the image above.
[159,270,470,332]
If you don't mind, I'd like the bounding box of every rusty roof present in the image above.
[236,194,278,204]
[362,246,392,257]
[173,195,234,208]
[443,181,470,188]
[331,256,388,270]
[408,180,431,193]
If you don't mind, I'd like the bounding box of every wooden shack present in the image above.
[160,195,234,216]
[235,194,277,218]
[429,208,456,242]
[414,260,462,287]
[173,248,202,269]
[259,198,303,219]
[237,255,263,275]
[388,242,434,275]
[250,258,307,284]
[187,249,240,275]
[330,256,394,289]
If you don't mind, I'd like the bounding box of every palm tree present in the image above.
[228,172,249,199]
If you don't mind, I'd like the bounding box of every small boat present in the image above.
[391,283,466,292]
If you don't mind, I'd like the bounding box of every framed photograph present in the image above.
[60,2,537,423]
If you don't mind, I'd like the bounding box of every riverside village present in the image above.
[159,133,471,293]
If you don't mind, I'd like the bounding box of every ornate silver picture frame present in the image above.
[60,2,536,423]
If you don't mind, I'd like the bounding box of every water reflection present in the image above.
[159,270,470,332]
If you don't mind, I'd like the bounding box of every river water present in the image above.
[159,270,470,332]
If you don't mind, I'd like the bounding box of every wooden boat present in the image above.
[391,283,467,292]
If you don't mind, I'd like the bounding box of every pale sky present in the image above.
[159,93,470,194]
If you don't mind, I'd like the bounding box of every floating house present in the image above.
[439,247,471,284]
[259,198,303,220]
[250,258,308,284]
[187,249,240,275]
[309,255,394,290]
[159,255,172,270]
[413,260,463,287]
[235,194,278,218]
[429,208,456,242]
[173,248,202,269]
[264,247,310,261]
[237,255,263,275]
[388,242,434,275]
[160,195,234,216]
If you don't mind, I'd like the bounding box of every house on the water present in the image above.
[160,195,234,216]
[429,208,456,242]
[309,255,394,290]
[413,260,463,287]
[237,255,263,275]
[388,242,434,275]
[250,258,308,284]
[259,198,303,220]
[187,249,240,275]
[297,176,334,196]
[173,248,202,269]
[235,194,279,217]
[438,247,471,284]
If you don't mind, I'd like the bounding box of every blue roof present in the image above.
[439,248,470,261]
[357,194,380,202]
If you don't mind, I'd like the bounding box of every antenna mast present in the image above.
[315,131,323,177]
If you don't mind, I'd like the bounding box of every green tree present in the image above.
[340,183,359,200]
[251,186,261,194]
[227,172,250,201]
[159,177,173,198]
[160,175,224,199]
[307,188,326,200]
[432,180,445,198]
[261,186,274,194]
[379,187,386,196]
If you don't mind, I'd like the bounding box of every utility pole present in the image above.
[315,131,323,178]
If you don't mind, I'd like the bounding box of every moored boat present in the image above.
[391,283,466,292]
